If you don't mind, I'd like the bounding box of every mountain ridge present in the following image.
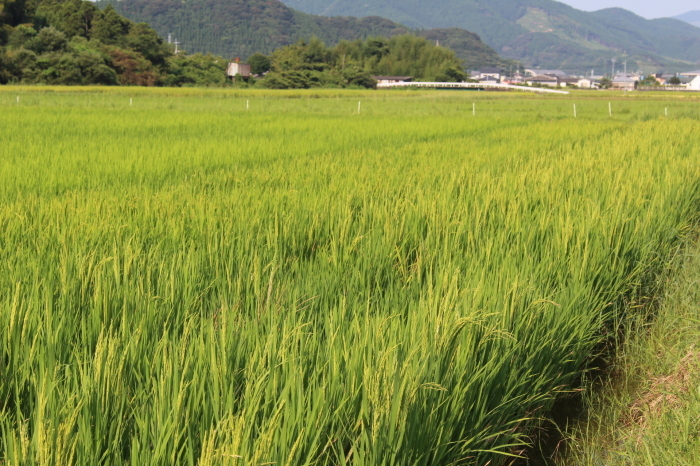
[674,10,700,28]
[280,0,700,72]
[99,0,512,69]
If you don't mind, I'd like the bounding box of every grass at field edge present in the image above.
[550,234,700,465]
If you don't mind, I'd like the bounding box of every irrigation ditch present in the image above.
[516,231,700,465]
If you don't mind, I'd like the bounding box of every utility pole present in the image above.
[168,33,172,44]
[174,40,180,54]
[611,58,616,77]
[623,60,627,76]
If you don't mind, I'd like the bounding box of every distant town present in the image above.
[371,69,700,91]
[469,68,700,91]
[228,61,700,91]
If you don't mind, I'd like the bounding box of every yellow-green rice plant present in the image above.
[0,88,699,465]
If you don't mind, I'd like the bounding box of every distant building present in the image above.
[558,77,580,87]
[611,74,638,90]
[227,62,251,80]
[654,73,676,84]
[679,70,700,78]
[478,67,502,82]
[638,72,696,92]
[478,76,500,84]
[372,76,413,85]
[504,72,525,84]
[526,74,559,87]
[525,69,568,78]
[576,78,599,89]
[689,75,700,91]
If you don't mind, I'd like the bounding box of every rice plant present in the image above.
[0,87,699,465]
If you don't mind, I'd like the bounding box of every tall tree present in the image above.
[0,46,8,83]
[25,25,66,53]
[35,0,97,38]
[126,22,169,68]
[92,4,131,45]
[247,52,271,75]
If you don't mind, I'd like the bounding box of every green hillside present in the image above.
[281,0,700,72]
[97,0,510,69]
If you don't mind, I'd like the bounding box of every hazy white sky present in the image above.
[557,0,696,19]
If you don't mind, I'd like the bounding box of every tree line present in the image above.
[1,0,467,87]
[248,35,466,89]
[0,0,229,85]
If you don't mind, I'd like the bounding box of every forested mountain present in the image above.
[675,11,700,28]
[0,0,230,85]
[281,0,700,72]
[96,0,512,70]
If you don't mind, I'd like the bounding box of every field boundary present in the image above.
[377,81,570,94]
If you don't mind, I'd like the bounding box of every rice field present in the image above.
[1,87,699,465]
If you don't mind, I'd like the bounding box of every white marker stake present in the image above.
[608,102,612,117]
[16,96,19,105]
[665,107,668,117]
[130,98,132,107]
[247,100,249,111]
[358,101,361,114]
[574,104,577,118]
[473,103,475,116]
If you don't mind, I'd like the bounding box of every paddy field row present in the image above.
[0,88,699,465]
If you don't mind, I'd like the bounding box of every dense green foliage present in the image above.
[1,88,700,465]
[260,35,467,89]
[97,0,511,71]
[0,0,228,85]
[639,74,660,86]
[419,28,515,71]
[247,52,271,75]
[281,0,700,72]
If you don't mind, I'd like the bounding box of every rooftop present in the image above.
[612,76,638,83]
[526,69,568,77]
[372,76,413,80]
[527,74,558,81]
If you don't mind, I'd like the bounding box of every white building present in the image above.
[227,62,252,79]
[526,74,559,87]
[558,77,579,87]
[372,76,413,85]
[689,75,700,91]
[478,67,502,82]
[479,76,500,84]
[576,78,599,89]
